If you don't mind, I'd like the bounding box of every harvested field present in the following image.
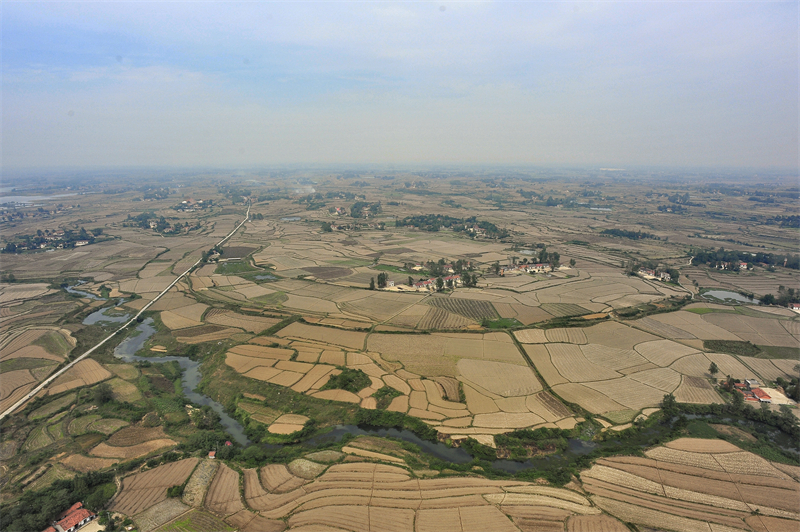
[592,496,725,532]
[740,358,795,382]
[277,322,366,350]
[110,458,199,515]
[674,376,722,404]
[524,344,568,386]
[665,439,742,453]
[580,344,648,372]
[1,369,36,401]
[629,367,682,392]
[62,454,117,472]
[134,498,191,532]
[205,463,245,516]
[288,458,327,479]
[260,464,306,493]
[584,321,659,350]
[90,439,176,459]
[183,459,219,507]
[0,329,48,357]
[417,306,475,329]
[108,426,169,446]
[539,303,589,317]
[547,343,621,382]
[427,297,498,321]
[635,340,700,367]
[567,514,629,531]
[1,344,63,363]
[545,328,587,344]
[551,383,626,414]
[205,310,280,333]
[48,359,111,395]
[457,359,542,397]
[514,329,548,344]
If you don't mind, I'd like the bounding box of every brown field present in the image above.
[634,340,700,367]
[108,426,170,446]
[427,297,498,321]
[551,383,626,414]
[91,439,176,459]
[205,309,280,333]
[567,514,630,531]
[457,359,542,397]
[204,463,245,516]
[417,306,475,329]
[277,322,366,350]
[175,327,241,344]
[545,328,587,344]
[547,343,621,382]
[582,440,800,532]
[674,376,722,404]
[514,329,548,344]
[2,344,64,363]
[62,454,118,472]
[1,369,36,400]
[110,458,200,515]
[48,359,112,395]
[260,464,306,493]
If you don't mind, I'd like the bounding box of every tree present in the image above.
[569,258,576,267]
[407,276,414,287]
[369,277,375,290]
[436,277,444,291]
[709,361,719,378]
[760,293,776,305]
[321,222,332,232]
[93,383,113,404]
[549,252,560,271]
[661,393,677,416]
[492,261,500,275]
[377,272,388,288]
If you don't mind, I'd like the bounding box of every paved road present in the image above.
[0,205,250,420]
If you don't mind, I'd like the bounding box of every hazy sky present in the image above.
[3,2,798,169]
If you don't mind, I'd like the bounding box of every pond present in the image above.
[253,274,278,281]
[702,290,759,304]
[280,216,302,221]
[113,319,252,446]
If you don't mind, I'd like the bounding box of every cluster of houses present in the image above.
[734,379,772,403]
[42,502,96,532]
[713,261,751,270]
[411,274,462,291]
[501,263,550,275]
[637,268,671,282]
[174,199,211,212]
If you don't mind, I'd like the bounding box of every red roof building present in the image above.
[43,502,96,532]
[751,388,771,402]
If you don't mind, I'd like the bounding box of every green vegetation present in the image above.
[495,427,569,460]
[215,260,259,275]
[0,471,115,531]
[374,264,407,274]
[372,386,402,409]
[703,340,761,357]
[481,317,522,329]
[320,367,371,393]
[32,332,72,357]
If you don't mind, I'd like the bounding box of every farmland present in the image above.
[1,171,799,529]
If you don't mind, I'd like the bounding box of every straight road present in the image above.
[0,204,250,420]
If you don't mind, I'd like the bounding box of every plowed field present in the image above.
[110,458,199,515]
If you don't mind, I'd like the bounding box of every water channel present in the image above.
[112,318,252,446]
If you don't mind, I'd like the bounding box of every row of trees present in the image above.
[760,285,800,306]
[692,247,800,270]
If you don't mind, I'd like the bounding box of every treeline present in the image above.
[1,471,115,532]
[692,248,800,270]
[761,286,800,306]
[397,215,509,239]
[765,215,800,228]
[600,229,659,240]
[2,226,102,253]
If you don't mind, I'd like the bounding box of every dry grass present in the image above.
[90,439,176,459]
[62,454,118,472]
[457,359,542,397]
[547,343,621,382]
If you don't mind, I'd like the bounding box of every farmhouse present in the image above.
[751,388,771,403]
[208,450,216,459]
[42,502,96,532]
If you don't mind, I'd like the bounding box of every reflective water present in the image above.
[254,274,278,280]
[280,216,301,221]
[702,290,759,304]
[113,319,251,446]
[83,306,131,325]
[65,282,102,300]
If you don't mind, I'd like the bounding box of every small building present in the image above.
[225,441,232,446]
[751,388,771,403]
[745,379,761,387]
[43,502,96,532]
[74,240,90,247]
[208,450,216,459]
[386,280,395,287]
[790,303,800,311]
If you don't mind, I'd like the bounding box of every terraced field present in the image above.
[427,297,498,321]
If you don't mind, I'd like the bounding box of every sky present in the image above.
[2,1,798,170]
